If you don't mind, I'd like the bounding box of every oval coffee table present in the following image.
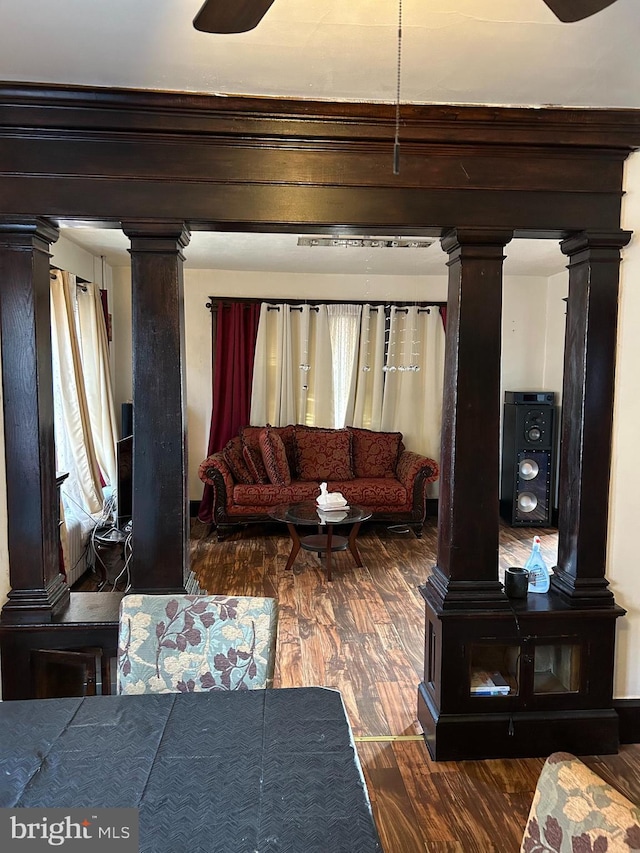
[269,501,372,581]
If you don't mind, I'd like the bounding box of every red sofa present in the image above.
[199,424,439,539]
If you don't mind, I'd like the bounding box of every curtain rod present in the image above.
[206,296,446,312]
[50,265,90,288]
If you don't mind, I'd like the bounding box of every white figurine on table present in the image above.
[316,482,348,510]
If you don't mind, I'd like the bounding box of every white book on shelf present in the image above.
[470,669,511,696]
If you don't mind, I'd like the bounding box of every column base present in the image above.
[1,574,70,624]
[417,681,619,761]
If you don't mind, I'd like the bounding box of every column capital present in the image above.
[441,228,513,258]
[121,220,191,255]
[560,229,632,258]
[0,216,59,247]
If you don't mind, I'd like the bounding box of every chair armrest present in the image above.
[395,451,439,488]
[521,751,640,852]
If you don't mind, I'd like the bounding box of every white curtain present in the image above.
[250,301,445,464]
[380,305,446,460]
[327,303,361,428]
[76,282,119,488]
[250,303,334,427]
[349,305,386,430]
[51,270,118,520]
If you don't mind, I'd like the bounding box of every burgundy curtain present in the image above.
[198,301,261,523]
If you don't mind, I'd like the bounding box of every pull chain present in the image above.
[393,0,403,175]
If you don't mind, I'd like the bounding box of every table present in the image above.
[0,688,381,853]
[270,501,372,581]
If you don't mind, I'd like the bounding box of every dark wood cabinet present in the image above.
[418,586,624,760]
[0,593,122,700]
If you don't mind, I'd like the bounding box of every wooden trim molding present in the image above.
[2,82,640,147]
[0,83,639,233]
[614,699,640,744]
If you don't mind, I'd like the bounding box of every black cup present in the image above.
[504,567,529,599]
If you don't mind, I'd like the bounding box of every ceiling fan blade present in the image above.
[193,0,276,33]
[541,0,620,22]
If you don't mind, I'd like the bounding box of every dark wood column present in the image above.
[122,221,191,593]
[551,230,631,606]
[426,228,513,610]
[0,218,69,623]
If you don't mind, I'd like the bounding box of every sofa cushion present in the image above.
[294,426,354,481]
[259,426,292,486]
[232,481,321,507]
[348,427,403,478]
[222,436,254,484]
[241,426,268,484]
[330,478,410,509]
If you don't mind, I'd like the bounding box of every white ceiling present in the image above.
[60,228,567,277]
[4,0,636,276]
[2,0,639,107]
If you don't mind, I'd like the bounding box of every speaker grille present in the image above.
[515,450,551,524]
[501,396,556,527]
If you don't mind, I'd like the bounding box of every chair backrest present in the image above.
[521,751,640,852]
[116,593,278,694]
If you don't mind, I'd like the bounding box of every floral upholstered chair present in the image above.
[116,593,278,694]
[521,751,640,852]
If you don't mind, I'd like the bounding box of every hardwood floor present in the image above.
[186,518,639,853]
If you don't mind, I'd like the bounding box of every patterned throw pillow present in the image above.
[240,426,268,484]
[349,427,403,478]
[222,436,254,484]
[271,424,297,478]
[293,426,354,481]
[259,426,292,486]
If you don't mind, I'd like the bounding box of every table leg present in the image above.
[325,524,333,582]
[347,522,364,567]
[284,522,301,572]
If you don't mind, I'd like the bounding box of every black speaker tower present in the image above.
[500,391,556,527]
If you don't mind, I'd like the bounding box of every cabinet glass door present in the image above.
[469,643,520,697]
[533,643,581,694]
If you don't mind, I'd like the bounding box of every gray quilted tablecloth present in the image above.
[0,687,381,852]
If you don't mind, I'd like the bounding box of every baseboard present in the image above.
[426,498,438,519]
[614,699,640,744]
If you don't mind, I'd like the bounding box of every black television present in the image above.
[116,434,133,529]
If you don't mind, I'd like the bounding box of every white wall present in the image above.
[609,149,640,698]
[501,275,559,395]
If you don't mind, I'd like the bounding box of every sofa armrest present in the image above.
[395,451,439,489]
[198,453,234,523]
[521,751,640,852]
[198,452,234,488]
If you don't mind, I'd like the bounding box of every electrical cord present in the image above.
[111,531,133,592]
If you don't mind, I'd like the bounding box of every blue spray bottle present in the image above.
[525,535,550,594]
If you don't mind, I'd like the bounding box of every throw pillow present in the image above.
[240,426,269,484]
[294,426,354,481]
[349,427,403,478]
[259,426,292,486]
[222,436,254,484]
[271,424,297,478]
